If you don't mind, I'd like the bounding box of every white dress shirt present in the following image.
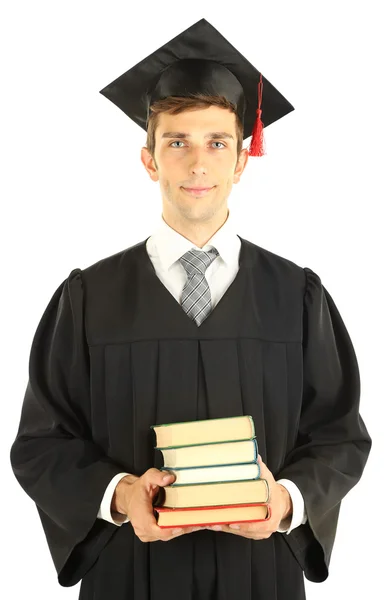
[97,211,308,534]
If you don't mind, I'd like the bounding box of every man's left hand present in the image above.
[206,455,293,540]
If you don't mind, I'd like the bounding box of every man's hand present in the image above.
[112,468,203,542]
[206,455,293,540]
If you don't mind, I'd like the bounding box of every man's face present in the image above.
[141,105,248,225]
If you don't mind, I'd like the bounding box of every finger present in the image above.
[207,525,223,531]
[147,522,178,540]
[207,522,268,536]
[170,526,203,537]
[221,525,268,539]
[144,468,176,488]
[150,521,199,538]
[166,524,206,537]
[257,455,268,479]
[149,525,197,542]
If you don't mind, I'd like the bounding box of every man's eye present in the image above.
[169,141,226,148]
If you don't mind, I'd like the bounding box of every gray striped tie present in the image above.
[179,247,219,326]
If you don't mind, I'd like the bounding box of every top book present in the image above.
[151,415,255,448]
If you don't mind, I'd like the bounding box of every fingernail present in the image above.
[172,528,183,534]
[211,525,222,531]
[229,524,240,529]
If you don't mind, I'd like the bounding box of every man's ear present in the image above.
[141,146,159,181]
[233,148,249,184]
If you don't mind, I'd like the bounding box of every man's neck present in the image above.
[162,211,229,248]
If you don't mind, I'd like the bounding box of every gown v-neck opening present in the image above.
[140,234,250,333]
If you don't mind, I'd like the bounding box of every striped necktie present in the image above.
[179,247,219,326]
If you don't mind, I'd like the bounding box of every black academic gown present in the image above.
[10,236,372,600]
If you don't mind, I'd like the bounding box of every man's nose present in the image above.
[188,148,208,174]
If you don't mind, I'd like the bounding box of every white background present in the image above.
[2,0,385,598]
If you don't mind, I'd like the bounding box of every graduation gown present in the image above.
[10,236,372,600]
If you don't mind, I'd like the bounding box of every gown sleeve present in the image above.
[10,269,127,587]
[276,267,372,582]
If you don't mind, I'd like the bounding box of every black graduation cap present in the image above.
[99,18,294,156]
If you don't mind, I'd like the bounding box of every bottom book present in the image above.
[154,503,271,528]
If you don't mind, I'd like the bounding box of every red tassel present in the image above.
[248,74,265,157]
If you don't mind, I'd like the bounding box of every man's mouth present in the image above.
[181,186,215,197]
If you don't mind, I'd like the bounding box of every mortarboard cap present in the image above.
[99,18,294,156]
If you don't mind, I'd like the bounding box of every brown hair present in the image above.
[146,94,244,161]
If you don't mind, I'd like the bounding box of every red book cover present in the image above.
[154,503,271,528]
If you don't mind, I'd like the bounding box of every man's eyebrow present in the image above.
[161,131,234,140]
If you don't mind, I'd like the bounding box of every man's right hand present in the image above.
[111,468,203,542]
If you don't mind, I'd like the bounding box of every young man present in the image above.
[10,19,371,600]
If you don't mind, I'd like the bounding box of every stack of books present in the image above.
[150,415,271,528]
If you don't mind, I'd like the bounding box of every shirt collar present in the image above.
[149,211,240,272]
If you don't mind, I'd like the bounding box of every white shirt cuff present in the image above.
[97,472,131,526]
[275,478,307,534]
